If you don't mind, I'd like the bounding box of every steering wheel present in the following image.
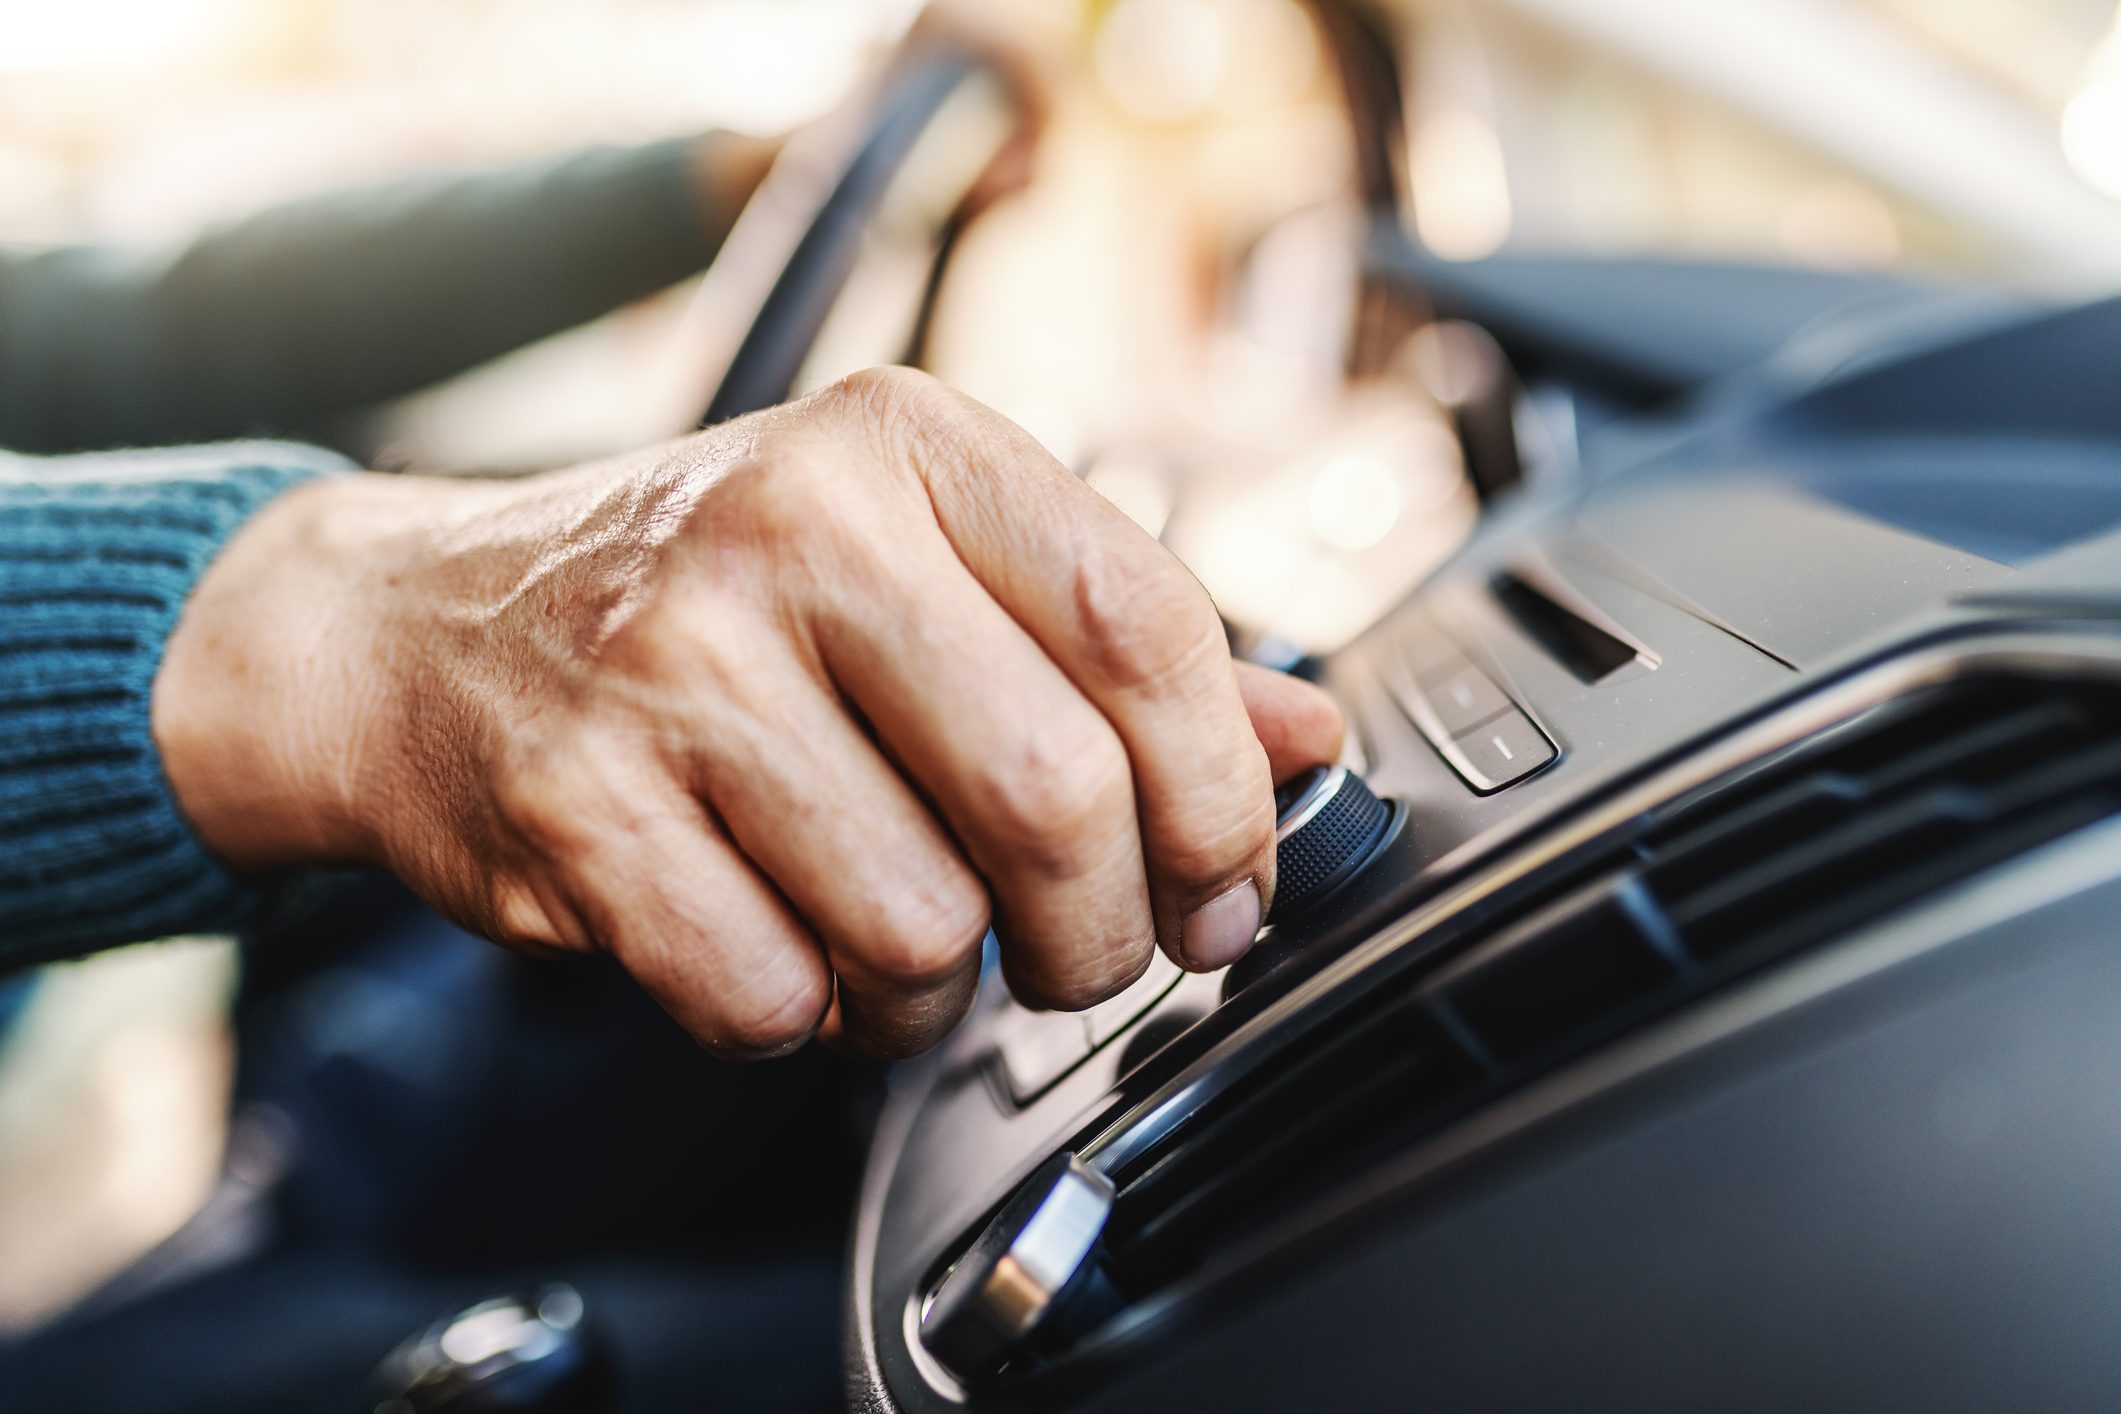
[701,52,1022,426]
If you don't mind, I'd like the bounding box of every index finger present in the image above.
[836,368,1282,973]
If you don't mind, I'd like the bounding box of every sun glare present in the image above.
[0,0,234,73]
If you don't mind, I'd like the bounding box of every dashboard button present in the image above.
[1450,709,1556,791]
[1420,661,1514,736]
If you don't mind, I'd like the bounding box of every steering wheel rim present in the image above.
[701,53,1002,426]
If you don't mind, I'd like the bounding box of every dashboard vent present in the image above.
[1092,671,2121,1314]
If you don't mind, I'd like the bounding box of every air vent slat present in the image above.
[1657,718,2121,957]
[1112,1014,1477,1284]
[1441,884,1682,1064]
[1703,793,2121,971]
[1644,700,2082,901]
[1657,790,1997,952]
[1980,735,2121,813]
[1637,773,1867,904]
[1110,993,1436,1192]
[1856,699,2088,794]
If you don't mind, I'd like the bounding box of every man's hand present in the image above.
[154,369,1343,1057]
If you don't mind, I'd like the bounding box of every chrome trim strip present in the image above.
[860,1064,970,1405]
[902,1284,970,1403]
[1273,764,1349,842]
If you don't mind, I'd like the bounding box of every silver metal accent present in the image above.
[371,1285,591,1414]
[918,1153,1115,1382]
[1275,764,1350,842]
[986,1169,1109,1321]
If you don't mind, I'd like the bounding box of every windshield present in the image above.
[1392,0,2121,295]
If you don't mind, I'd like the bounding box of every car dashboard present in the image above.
[846,290,2121,1413]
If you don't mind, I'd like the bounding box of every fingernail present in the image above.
[1180,880,1262,970]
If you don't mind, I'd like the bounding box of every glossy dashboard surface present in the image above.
[847,295,2121,1413]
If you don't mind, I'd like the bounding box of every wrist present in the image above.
[153,473,411,870]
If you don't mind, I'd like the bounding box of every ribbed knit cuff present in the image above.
[0,443,348,965]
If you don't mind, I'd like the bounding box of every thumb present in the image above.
[1233,661,1346,784]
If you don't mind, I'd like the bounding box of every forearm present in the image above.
[0,444,344,963]
[0,136,769,455]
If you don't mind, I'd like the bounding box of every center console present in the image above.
[846,298,2121,1412]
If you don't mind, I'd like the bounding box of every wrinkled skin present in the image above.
[156,369,1343,1058]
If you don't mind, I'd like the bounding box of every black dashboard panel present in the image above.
[846,296,2121,1413]
[1061,838,2121,1414]
[1572,476,2007,666]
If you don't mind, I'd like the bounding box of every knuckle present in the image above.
[831,365,951,422]
[716,446,905,587]
[1158,792,1275,889]
[859,871,992,987]
[492,759,582,860]
[1155,758,1276,886]
[840,965,982,1060]
[981,723,1133,874]
[1071,544,1224,693]
[1009,928,1155,1012]
[485,878,559,951]
[491,732,623,863]
[1061,951,1152,1009]
[645,605,752,705]
[823,366,982,463]
[715,966,832,1057]
[721,452,826,544]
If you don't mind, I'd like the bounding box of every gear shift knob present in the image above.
[368,1285,614,1414]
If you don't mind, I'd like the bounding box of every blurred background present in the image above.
[6,0,2121,1351]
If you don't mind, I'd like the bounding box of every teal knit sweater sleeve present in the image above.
[0,445,345,964]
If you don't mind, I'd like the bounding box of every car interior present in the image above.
[810,6,2121,1412]
[4,0,2119,1410]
